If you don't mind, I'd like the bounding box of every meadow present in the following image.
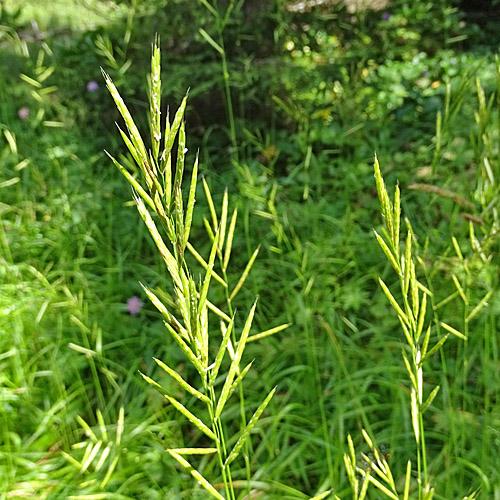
[1,0,499,498]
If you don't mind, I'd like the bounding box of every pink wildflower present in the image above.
[127,296,144,315]
[18,107,29,119]
[87,81,99,92]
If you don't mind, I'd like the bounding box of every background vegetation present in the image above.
[1,0,499,498]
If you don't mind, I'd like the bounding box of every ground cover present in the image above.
[0,1,499,498]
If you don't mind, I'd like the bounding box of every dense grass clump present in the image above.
[1,1,499,499]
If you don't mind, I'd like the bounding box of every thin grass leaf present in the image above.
[218,189,228,252]
[207,300,232,322]
[227,360,254,399]
[153,358,210,404]
[440,321,467,341]
[81,440,102,473]
[379,278,410,327]
[215,299,257,419]
[374,230,399,274]
[102,69,148,165]
[198,229,220,315]
[164,92,189,160]
[209,317,234,385]
[101,455,119,488]
[229,246,260,301]
[421,385,440,413]
[95,444,111,472]
[424,333,449,360]
[184,154,198,246]
[393,183,400,252]
[366,472,399,500]
[168,451,225,500]
[466,289,494,323]
[169,448,218,455]
[105,151,155,211]
[452,274,467,303]
[203,177,218,231]
[76,416,97,442]
[173,120,186,196]
[415,292,427,341]
[140,283,188,339]
[225,386,276,466]
[164,395,217,441]
[134,195,182,289]
[309,491,332,500]
[96,409,107,442]
[150,36,161,160]
[139,372,169,396]
[199,27,224,54]
[164,321,203,373]
[223,207,238,271]
[186,242,227,288]
[402,350,417,390]
[403,460,411,500]
[248,323,291,343]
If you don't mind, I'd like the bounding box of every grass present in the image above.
[1,1,500,499]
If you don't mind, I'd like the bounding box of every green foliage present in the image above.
[1,0,499,499]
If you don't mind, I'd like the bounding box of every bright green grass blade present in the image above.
[154,357,210,404]
[168,450,225,500]
[440,321,467,340]
[403,460,411,500]
[218,189,228,252]
[164,321,203,373]
[424,333,449,361]
[76,415,97,442]
[198,229,220,316]
[378,278,410,327]
[215,299,257,419]
[81,440,102,473]
[367,473,399,500]
[96,409,107,442]
[102,69,148,166]
[101,456,119,488]
[134,195,182,290]
[374,230,399,274]
[139,372,169,396]
[150,36,161,160]
[309,491,332,500]
[115,124,148,180]
[415,292,427,341]
[224,386,276,467]
[184,153,198,246]
[247,322,291,343]
[162,107,172,206]
[169,447,218,455]
[199,27,224,55]
[402,350,417,390]
[223,207,237,271]
[202,177,218,231]
[393,183,400,252]
[173,120,186,195]
[229,246,260,301]
[207,300,232,323]
[186,242,227,287]
[105,151,155,212]
[209,316,234,385]
[227,360,253,398]
[164,92,188,161]
[421,385,440,413]
[164,394,216,441]
[466,288,494,323]
[174,184,185,259]
[140,283,189,340]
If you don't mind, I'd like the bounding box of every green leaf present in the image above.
[209,317,234,385]
[215,299,257,419]
[248,323,292,343]
[164,395,216,441]
[225,386,276,466]
[168,451,225,500]
[229,246,260,301]
[198,228,220,316]
[154,357,210,404]
[184,154,198,247]
[440,321,467,341]
[223,207,238,271]
[421,385,440,413]
[199,28,224,54]
[378,278,410,327]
